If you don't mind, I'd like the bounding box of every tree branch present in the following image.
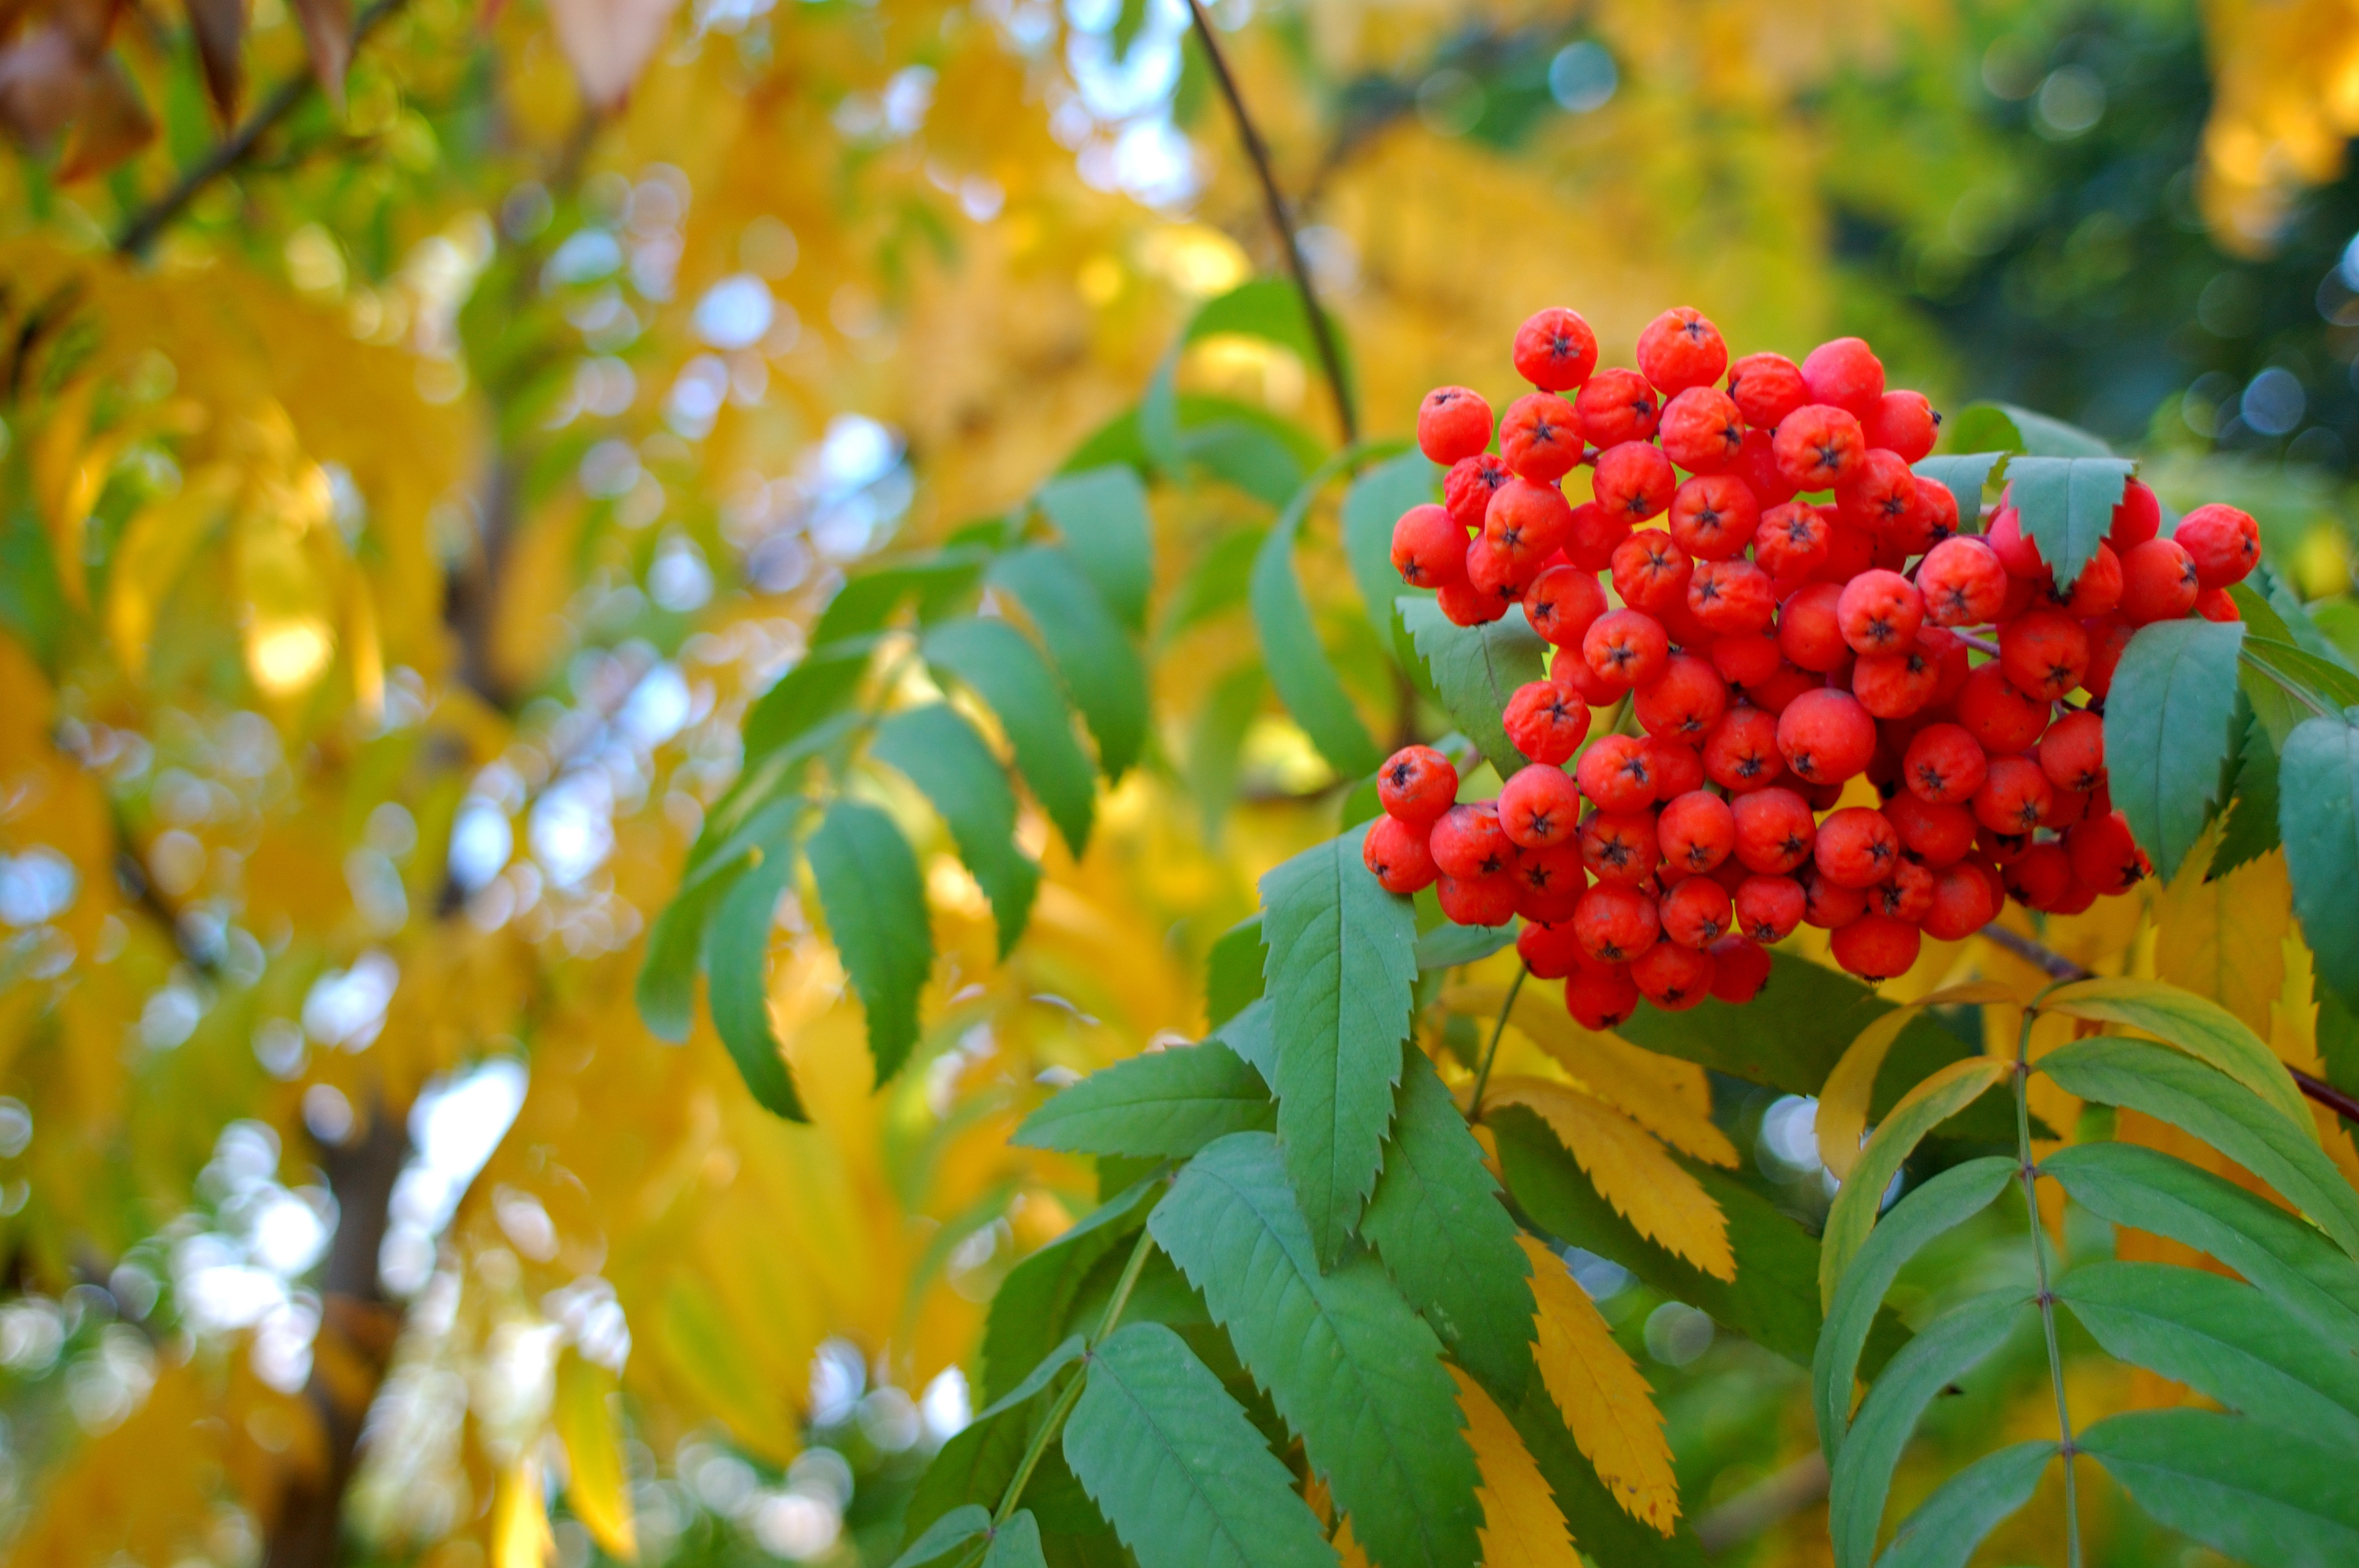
[1183,0,1358,443]
[114,0,409,259]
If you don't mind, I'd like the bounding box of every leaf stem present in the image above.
[1467,964,1527,1121]
[2012,1007,2080,1568]
[1183,0,1358,443]
[990,1220,1159,1528]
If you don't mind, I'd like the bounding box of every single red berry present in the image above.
[1514,307,1601,390]
[1430,800,1516,880]
[1751,503,1826,582]
[1483,477,1574,571]
[2002,842,2077,912]
[1556,651,1625,706]
[1634,654,1730,746]
[1816,806,1901,888]
[1735,874,1805,942]
[1661,875,1733,949]
[1999,608,2090,701]
[2044,543,2122,619]
[1612,531,1692,613]
[2106,478,2161,554]
[1659,789,1737,875]
[1710,631,1783,689]
[1637,307,1730,395]
[1903,722,1988,805]
[1732,786,1817,873]
[1885,790,1976,866]
[1835,448,1918,536]
[1579,809,1660,885]
[1772,404,1867,492]
[1378,744,1460,825]
[1419,386,1493,464]
[1776,688,1877,784]
[1659,386,1745,474]
[2118,538,2201,624]
[1852,640,1941,720]
[2195,586,2237,621]
[1594,441,1678,524]
[1725,351,1808,428]
[1688,558,1777,637]
[1814,518,1879,586]
[1503,679,1593,765]
[1906,477,1960,551]
[1733,426,1801,508]
[1363,814,1440,895]
[1523,564,1609,648]
[1668,472,1759,560]
[1436,578,1510,626]
[1583,608,1671,691]
[1956,663,2052,753]
[1467,532,1542,605]
[1566,962,1643,1029]
[1978,822,2031,866]
[1801,866,1872,930]
[1499,393,1584,482]
[1863,390,1939,463]
[1644,735,1706,798]
[1708,934,1772,1000]
[1444,452,1513,533]
[1574,883,1661,964]
[1514,842,1589,924]
[1518,919,1585,979]
[1438,870,1521,927]
[1500,764,1583,848]
[2067,810,2150,895]
[1574,733,1656,813]
[1575,367,1661,448]
[1837,568,1925,657]
[1831,913,1919,980]
[1921,862,1997,941]
[1563,499,1631,571]
[1973,754,2055,835]
[1776,582,1848,673]
[1800,337,1886,418]
[1392,503,1468,588]
[1630,939,1715,1009]
[1743,659,1823,714]
[2038,711,2104,793]
[2175,503,2261,590]
[2045,786,2091,829]
[1921,626,1972,707]
[1918,536,2009,626]
[1877,858,1936,923]
[1704,706,1785,792]
[1985,505,2049,582]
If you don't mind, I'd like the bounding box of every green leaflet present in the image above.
[2212,696,2282,878]
[2079,1409,2359,1568]
[2242,652,2308,750]
[2038,975,2315,1134]
[1062,1322,1339,1568]
[1250,467,1382,778]
[1819,1060,2007,1312]
[1505,1379,1712,1566]
[742,638,876,762]
[2248,635,2359,710]
[2104,618,2245,882]
[2037,1038,2359,1258]
[980,1181,1161,1404]
[1037,465,1153,634]
[707,836,808,1120]
[908,1338,1087,1541]
[1910,452,2006,533]
[2001,455,2133,591]
[1398,597,1550,779]
[1205,997,1275,1081]
[2042,1141,2359,1354]
[981,1512,1046,1568]
[1185,416,1313,506]
[987,546,1150,780]
[1205,913,1267,1029]
[1360,1049,1536,1400]
[2057,1261,2359,1447]
[924,616,1097,858]
[1259,826,1419,1266]
[1148,1133,1482,1568]
[805,799,933,1085]
[2281,715,2359,1014]
[2252,560,2359,670]
[1015,1042,1273,1159]
[637,851,751,1044]
[871,703,1041,959]
[1826,1290,2031,1568]
[811,550,987,645]
[1341,450,1435,662]
[892,1504,992,1568]
[1412,920,1518,971]
[1872,1440,2055,1568]
[1944,400,2115,459]
[1184,665,1265,843]
[1815,1156,2016,1464]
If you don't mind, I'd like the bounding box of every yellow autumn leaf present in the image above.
[1487,1076,1733,1280]
[1816,981,2020,1180]
[1448,1364,1580,1566]
[553,1350,637,1561]
[1516,1234,1679,1536]
[2151,833,2290,1038]
[492,1459,555,1568]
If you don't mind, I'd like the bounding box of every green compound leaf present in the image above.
[872,703,1041,959]
[1815,1156,2016,1464]
[987,545,1150,779]
[1412,920,1518,971]
[1259,825,1419,1268]
[1911,452,2006,533]
[1341,449,1435,661]
[2104,618,2246,882]
[924,615,1097,858]
[1827,1290,2031,1568]
[1037,464,1153,634]
[1062,1321,1339,1568]
[980,1512,1046,1568]
[891,1504,992,1568]
[811,550,988,646]
[2037,1037,2359,1259]
[707,833,809,1120]
[1205,913,1267,1029]
[2079,1409,2359,1568]
[2057,1261,2359,1448]
[1819,1059,2008,1312]
[806,799,933,1086]
[1398,597,1550,779]
[638,851,752,1045]
[1873,1440,2055,1568]
[2038,975,2315,1135]
[1946,401,2115,459]
[1205,997,1275,1082]
[907,1338,1087,1541]
[1148,1133,1482,1568]
[980,1181,1161,1405]
[1015,1041,1272,1160]
[2281,714,2359,1014]
[1251,469,1382,779]
[2212,696,2283,878]
[2248,635,2359,711]
[1361,1049,1536,1401]
[742,639,876,763]
[2001,454,2133,590]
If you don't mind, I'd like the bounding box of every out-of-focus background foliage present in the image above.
[4,0,2359,1564]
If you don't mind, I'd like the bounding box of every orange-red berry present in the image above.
[1801,337,1886,419]
[1773,403,1867,491]
[1576,367,1660,448]
[1661,875,1734,949]
[1502,679,1593,765]
[1419,386,1493,464]
[1513,307,1601,391]
[1575,733,1656,813]
[1776,688,1878,784]
[1831,913,1919,980]
[1392,503,1467,588]
[2175,503,2261,590]
[1378,744,1460,825]
[1863,390,1938,463]
[1659,387,1745,474]
[1364,814,1440,895]
[1500,764,1583,848]
[1430,800,1515,880]
[1566,962,1643,1029]
[1732,785,1817,873]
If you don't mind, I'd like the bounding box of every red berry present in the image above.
[1612,531,1692,614]
[2047,542,2122,619]
[1921,863,1997,941]
[1575,733,1656,813]
[1877,858,1936,923]
[1483,477,1574,571]
[2175,503,2261,590]
[1644,735,1707,799]
[1835,448,1918,536]
[1744,659,1823,715]
[1364,814,1440,895]
[2002,843,2077,912]
[1732,426,1801,507]
[1732,786,1817,873]
[1908,477,1960,550]
[1514,307,1601,390]
[1444,453,1513,533]
[1393,503,1468,588]
[1594,440,1678,523]
[1579,809,1659,885]
[2118,538,2201,624]
[1419,386,1493,464]
[1562,499,1631,571]
[1499,393,1584,482]
[1885,790,1976,866]
[1754,501,1830,580]
[1656,791,1736,877]
[1956,663,2052,753]
[1519,919,1585,978]
[2045,786,2091,829]
[1503,679,1593,765]
[1776,688,1878,784]
[1918,536,2009,626]
[1637,307,1730,395]
[1575,367,1660,448]
[2038,710,2104,793]
[1708,935,1773,1000]
[1816,806,1901,888]
[1984,505,2051,583]
[1467,533,1540,607]
[1659,387,1745,474]
[2106,479,2161,554]
[1704,706,1785,792]
[1726,351,1808,429]
[1430,800,1515,880]
[1500,764,1583,848]
[1710,631,1783,688]
[1631,939,1715,1009]
[1903,722,1987,805]
[1566,962,1643,1029]
[1802,866,1872,930]
[1736,874,1805,942]
[1921,626,1972,707]
[1668,472,1759,560]
[2066,810,2150,895]
[1815,518,1879,585]
[1778,582,1850,673]
[2195,587,2237,621]
[1837,568,1925,656]
[1523,564,1609,648]
[1688,558,1777,637]
[1863,390,1939,463]
[1634,654,1729,746]
[1583,608,1671,691]
[1661,875,1734,949]
[1973,754,2055,835]
[1800,337,1886,419]
[1555,651,1625,706]
[1852,639,1942,720]
[1574,883,1661,964]
[1999,608,2089,701]
[1773,404,1867,491]
[1439,870,1521,927]
[1514,842,1589,924]
[1831,913,1919,980]
[1378,744,1460,825]
[1436,579,1510,626]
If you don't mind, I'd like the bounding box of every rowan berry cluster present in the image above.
[1371,305,2264,1025]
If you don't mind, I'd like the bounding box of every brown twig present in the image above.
[1183,0,1358,443]
[114,0,409,258]
[1692,1451,1828,1555]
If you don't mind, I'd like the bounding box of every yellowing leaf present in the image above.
[1447,1364,1579,1565]
[493,1459,555,1568]
[1487,1076,1732,1279]
[553,1350,637,1560]
[1816,981,2019,1180]
[1515,1234,1678,1536]
[2151,836,2289,1037]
